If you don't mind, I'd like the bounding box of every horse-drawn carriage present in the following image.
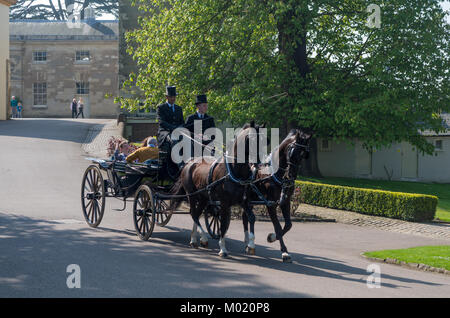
[80,123,312,262]
[81,144,223,241]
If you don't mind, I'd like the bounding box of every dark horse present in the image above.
[170,122,264,257]
[242,129,312,262]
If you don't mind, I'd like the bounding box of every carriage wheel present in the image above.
[133,185,156,241]
[204,205,221,240]
[154,196,173,227]
[81,165,106,228]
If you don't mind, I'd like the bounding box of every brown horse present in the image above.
[170,122,264,257]
[242,128,312,262]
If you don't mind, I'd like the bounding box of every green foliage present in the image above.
[294,180,437,222]
[123,0,450,154]
[364,246,450,271]
[299,176,450,222]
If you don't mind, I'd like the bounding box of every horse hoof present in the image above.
[190,242,199,249]
[246,247,256,255]
[282,254,292,263]
[267,233,276,243]
[200,241,208,248]
[219,252,228,258]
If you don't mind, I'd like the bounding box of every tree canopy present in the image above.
[10,0,118,20]
[121,0,449,156]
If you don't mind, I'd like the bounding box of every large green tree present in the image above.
[122,0,449,176]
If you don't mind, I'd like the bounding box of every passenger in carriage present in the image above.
[185,94,216,157]
[126,137,159,164]
[156,86,185,152]
[112,141,132,161]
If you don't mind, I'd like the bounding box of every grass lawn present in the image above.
[298,176,450,222]
[363,246,450,271]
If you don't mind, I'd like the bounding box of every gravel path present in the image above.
[295,204,450,240]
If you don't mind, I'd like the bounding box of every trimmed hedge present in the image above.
[294,181,437,222]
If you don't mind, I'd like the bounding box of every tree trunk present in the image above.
[299,137,322,177]
[277,1,322,178]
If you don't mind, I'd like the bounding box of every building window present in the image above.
[76,81,89,94]
[320,139,331,152]
[33,82,47,106]
[76,51,90,62]
[435,139,443,151]
[33,51,47,62]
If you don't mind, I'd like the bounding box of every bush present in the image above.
[294,181,437,222]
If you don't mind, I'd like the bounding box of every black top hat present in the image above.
[165,86,177,96]
[195,94,208,105]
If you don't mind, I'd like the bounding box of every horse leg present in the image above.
[196,199,209,248]
[280,194,292,236]
[189,198,200,248]
[190,221,200,248]
[266,206,292,263]
[242,208,249,250]
[243,205,256,255]
[218,206,231,258]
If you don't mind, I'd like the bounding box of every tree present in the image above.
[121,0,449,176]
[10,0,118,20]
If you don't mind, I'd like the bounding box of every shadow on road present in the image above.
[0,119,105,144]
[0,213,308,297]
[0,212,441,297]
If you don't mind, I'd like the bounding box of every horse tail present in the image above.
[169,178,185,211]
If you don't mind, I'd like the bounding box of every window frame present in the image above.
[320,138,331,152]
[76,81,90,95]
[32,51,47,63]
[435,139,444,151]
[75,50,90,63]
[32,82,47,107]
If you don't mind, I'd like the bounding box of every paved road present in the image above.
[1,119,449,298]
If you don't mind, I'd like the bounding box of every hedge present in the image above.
[294,181,437,222]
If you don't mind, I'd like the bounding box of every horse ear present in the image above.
[261,122,266,128]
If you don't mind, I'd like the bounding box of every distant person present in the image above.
[76,98,85,118]
[71,98,78,118]
[10,96,18,118]
[17,102,23,119]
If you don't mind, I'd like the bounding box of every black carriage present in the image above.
[80,150,222,241]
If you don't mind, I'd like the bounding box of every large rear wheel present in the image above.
[204,205,221,240]
[81,165,106,228]
[133,185,156,241]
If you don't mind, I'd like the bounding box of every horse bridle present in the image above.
[275,138,311,188]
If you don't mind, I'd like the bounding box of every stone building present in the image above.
[0,0,16,120]
[9,18,119,118]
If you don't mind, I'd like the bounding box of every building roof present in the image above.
[421,113,450,137]
[10,19,119,42]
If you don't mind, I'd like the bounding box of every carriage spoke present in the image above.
[87,201,94,222]
[86,171,94,191]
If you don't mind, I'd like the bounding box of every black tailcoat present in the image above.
[157,102,184,146]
